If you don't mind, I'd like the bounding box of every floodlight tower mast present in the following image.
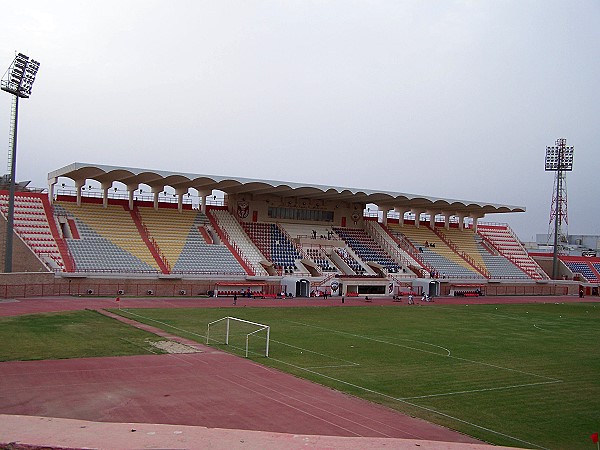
[544,138,574,280]
[1,53,41,272]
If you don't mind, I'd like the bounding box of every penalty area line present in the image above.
[266,355,551,450]
[285,319,560,382]
[400,379,563,400]
[303,364,360,369]
[269,338,360,367]
[118,309,207,341]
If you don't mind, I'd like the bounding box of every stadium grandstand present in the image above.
[0,161,595,298]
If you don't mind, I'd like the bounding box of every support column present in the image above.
[198,190,211,214]
[457,214,466,231]
[412,210,424,228]
[175,188,187,213]
[127,184,138,210]
[75,180,85,206]
[101,181,112,208]
[426,210,436,229]
[380,207,390,226]
[470,214,484,233]
[151,187,162,210]
[47,177,57,205]
[443,212,451,230]
[394,207,409,226]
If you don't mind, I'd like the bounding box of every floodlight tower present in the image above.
[1,53,41,272]
[544,138,574,280]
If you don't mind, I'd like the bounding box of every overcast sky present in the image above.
[1,1,598,242]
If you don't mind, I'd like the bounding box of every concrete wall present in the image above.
[0,272,287,299]
[227,193,365,228]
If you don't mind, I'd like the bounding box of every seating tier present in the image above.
[478,225,546,279]
[387,223,480,278]
[0,193,64,270]
[209,209,268,276]
[333,227,400,273]
[241,222,301,272]
[54,202,159,272]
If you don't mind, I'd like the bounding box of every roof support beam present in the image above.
[126,184,138,210]
[412,209,425,228]
[175,188,188,212]
[74,179,85,207]
[197,190,211,213]
[101,181,112,208]
[48,177,57,204]
[394,207,409,226]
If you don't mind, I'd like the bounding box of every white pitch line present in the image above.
[265,355,551,450]
[406,339,451,356]
[119,311,359,368]
[286,320,451,358]
[117,311,554,448]
[303,364,360,369]
[401,379,563,400]
[269,338,360,367]
[119,309,207,340]
[286,320,561,382]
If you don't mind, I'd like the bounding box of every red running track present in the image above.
[1,294,593,448]
[0,293,594,318]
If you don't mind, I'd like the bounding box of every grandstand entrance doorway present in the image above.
[428,280,440,297]
[296,279,310,297]
[411,279,440,298]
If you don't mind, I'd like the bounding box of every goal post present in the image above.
[206,316,270,357]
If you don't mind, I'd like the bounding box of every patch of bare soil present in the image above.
[146,340,201,354]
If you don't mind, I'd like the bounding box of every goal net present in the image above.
[206,316,270,358]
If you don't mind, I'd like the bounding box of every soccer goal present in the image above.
[206,316,270,357]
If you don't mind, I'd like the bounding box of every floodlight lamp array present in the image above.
[544,145,574,172]
[1,53,41,98]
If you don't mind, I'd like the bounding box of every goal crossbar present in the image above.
[206,316,270,357]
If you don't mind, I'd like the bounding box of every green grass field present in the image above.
[0,309,168,361]
[1,303,598,448]
[113,303,600,450]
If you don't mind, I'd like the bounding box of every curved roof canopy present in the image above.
[48,162,525,216]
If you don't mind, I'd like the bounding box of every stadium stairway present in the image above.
[304,247,338,273]
[129,207,170,274]
[332,246,369,275]
[278,222,352,275]
[207,208,266,276]
[379,222,431,276]
[332,226,401,274]
[40,193,74,271]
[137,206,196,266]
[365,220,421,277]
